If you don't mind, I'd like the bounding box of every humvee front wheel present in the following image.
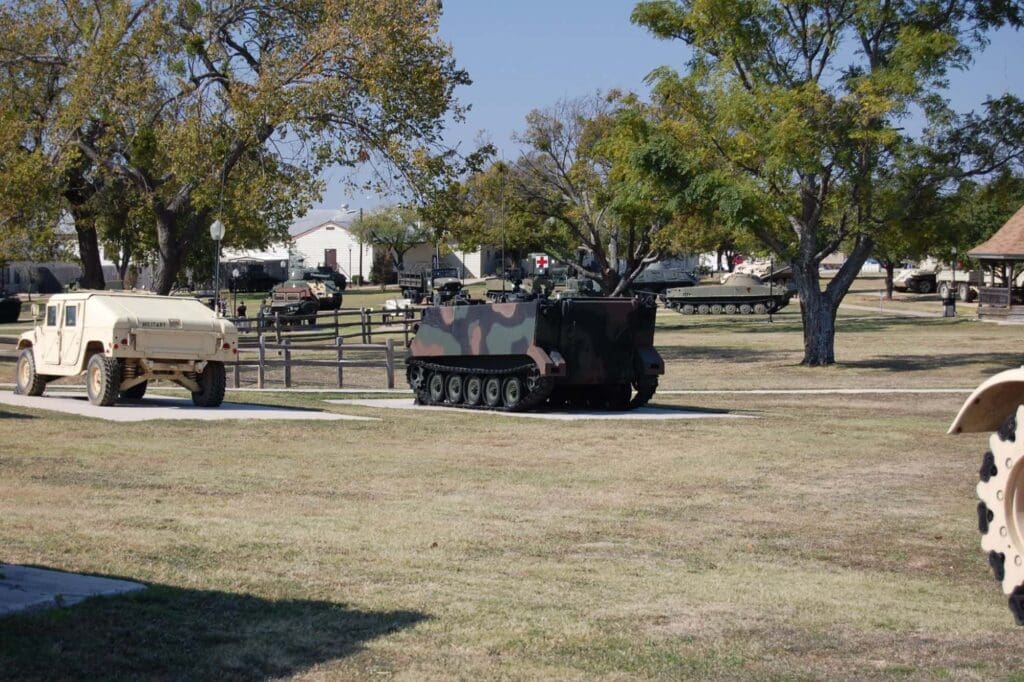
[86,354,120,406]
[14,348,47,396]
[191,361,226,407]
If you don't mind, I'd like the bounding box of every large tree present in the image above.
[633,0,1024,365]
[350,205,430,273]
[1,0,471,293]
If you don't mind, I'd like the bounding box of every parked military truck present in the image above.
[406,297,663,412]
[14,292,237,406]
[399,267,469,305]
[0,291,21,323]
[893,266,937,294]
[661,272,794,315]
[948,371,1024,624]
[936,267,984,302]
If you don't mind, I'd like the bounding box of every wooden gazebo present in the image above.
[969,204,1024,322]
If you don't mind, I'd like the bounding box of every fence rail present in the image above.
[241,335,397,389]
[0,335,17,363]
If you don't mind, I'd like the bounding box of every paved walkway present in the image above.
[327,398,750,421]
[839,302,950,318]
[0,564,145,616]
[0,392,377,422]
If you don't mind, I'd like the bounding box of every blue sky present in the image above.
[318,2,1023,213]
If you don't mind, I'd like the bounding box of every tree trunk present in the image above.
[152,209,184,295]
[884,260,895,300]
[797,289,838,366]
[71,210,105,290]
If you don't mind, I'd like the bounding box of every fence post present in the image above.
[342,335,350,387]
[283,339,292,388]
[274,312,282,344]
[367,308,374,344]
[360,306,367,343]
[334,307,339,337]
[258,334,266,389]
[385,338,395,389]
[233,355,240,388]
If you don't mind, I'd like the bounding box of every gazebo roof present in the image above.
[969,204,1024,260]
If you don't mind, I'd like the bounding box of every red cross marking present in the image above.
[535,255,549,269]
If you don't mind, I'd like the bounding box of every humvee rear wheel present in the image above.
[740,304,753,314]
[682,304,695,314]
[86,354,120,406]
[15,348,47,397]
[446,374,464,404]
[191,361,226,407]
[754,303,768,314]
[725,304,738,315]
[464,375,483,406]
[977,408,1024,624]
[697,304,710,315]
[483,377,502,407]
[502,376,524,409]
[428,373,446,403]
[119,381,148,401]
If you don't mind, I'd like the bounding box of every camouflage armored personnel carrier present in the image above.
[661,272,794,315]
[0,291,21,323]
[406,297,663,412]
[14,291,237,406]
[950,371,1024,623]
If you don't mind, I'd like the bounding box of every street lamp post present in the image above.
[210,219,225,316]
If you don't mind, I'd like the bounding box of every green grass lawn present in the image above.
[1,283,1023,679]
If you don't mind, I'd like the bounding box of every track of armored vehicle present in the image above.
[406,297,663,412]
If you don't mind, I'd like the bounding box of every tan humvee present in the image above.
[14,291,238,407]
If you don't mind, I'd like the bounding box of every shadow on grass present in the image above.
[657,346,794,364]
[844,352,1024,372]
[0,410,36,419]
[0,581,427,680]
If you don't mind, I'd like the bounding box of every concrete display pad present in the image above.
[0,392,376,422]
[0,564,145,616]
[327,398,749,421]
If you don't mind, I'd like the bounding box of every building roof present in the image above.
[969,204,1024,259]
[288,209,353,237]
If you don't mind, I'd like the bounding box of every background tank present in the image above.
[661,272,794,315]
[627,267,699,294]
[406,297,664,411]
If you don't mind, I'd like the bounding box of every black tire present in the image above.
[428,373,445,403]
[484,377,502,407]
[14,348,47,396]
[86,354,120,406]
[446,374,464,404]
[939,282,951,299]
[605,384,631,411]
[502,376,524,409]
[119,381,148,401]
[464,375,483,406]
[191,361,226,407]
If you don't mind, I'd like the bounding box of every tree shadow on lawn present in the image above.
[0,579,427,680]
[657,346,795,364]
[0,410,36,419]
[844,351,1024,373]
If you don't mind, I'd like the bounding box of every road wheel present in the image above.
[754,303,768,314]
[428,373,445,404]
[446,374,464,404]
[976,408,1024,624]
[502,376,524,409]
[119,381,148,401]
[725,304,738,315]
[681,304,695,314]
[739,304,753,315]
[697,304,710,315]
[406,364,427,391]
[464,375,483,406]
[484,377,502,407]
[191,361,226,407]
[710,304,724,315]
[86,354,120,406]
[14,348,47,396]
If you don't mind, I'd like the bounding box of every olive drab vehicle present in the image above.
[949,371,1024,624]
[661,272,795,315]
[399,267,469,305]
[406,297,664,412]
[261,256,343,322]
[0,291,21,323]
